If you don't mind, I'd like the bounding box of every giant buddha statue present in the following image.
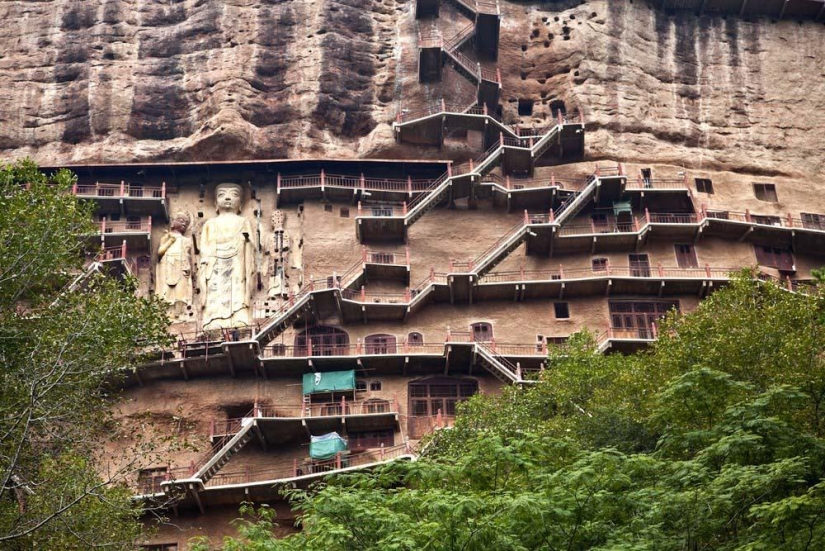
[197,183,255,330]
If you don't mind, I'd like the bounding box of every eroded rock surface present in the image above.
[0,0,822,177]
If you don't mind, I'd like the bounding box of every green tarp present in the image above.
[310,432,348,460]
[612,201,633,218]
[302,370,356,394]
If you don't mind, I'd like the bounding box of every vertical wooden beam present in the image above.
[740,0,748,16]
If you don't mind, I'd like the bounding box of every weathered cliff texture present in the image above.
[0,0,823,177]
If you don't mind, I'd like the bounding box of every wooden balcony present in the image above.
[363,247,411,283]
[150,444,414,512]
[91,216,152,250]
[73,181,168,219]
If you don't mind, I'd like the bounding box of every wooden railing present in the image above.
[478,264,739,284]
[94,216,152,234]
[363,247,410,266]
[73,181,166,199]
[278,172,434,193]
[201,443,412,488]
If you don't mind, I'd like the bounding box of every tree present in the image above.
[0,160,171,549]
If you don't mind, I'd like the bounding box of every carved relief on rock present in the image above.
[197,183,256,330]
[156,210,194,319]
[265,210,290,299]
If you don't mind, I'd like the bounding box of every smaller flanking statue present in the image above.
[266,210,291,299]
[198,183,256,330]
[156,210,194,319]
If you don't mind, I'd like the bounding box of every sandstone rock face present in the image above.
[0,0,823,178]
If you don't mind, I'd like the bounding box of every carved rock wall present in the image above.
[0,0,823,178]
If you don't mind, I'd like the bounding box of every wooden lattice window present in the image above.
[137,467,168,495]
[754,245,794,271]
[674,244,698,268]
[471,322,493,342]
[365,334,397,354]
[295,326,349,356]
[801,213,825,231]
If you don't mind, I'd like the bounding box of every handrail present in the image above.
[200,444,413,488]
[74,182,166,199]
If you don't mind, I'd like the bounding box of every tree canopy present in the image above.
[0,160,171,549]
[196,274,825,550]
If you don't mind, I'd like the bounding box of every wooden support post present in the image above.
[120,180,125,197]
[120,240,127,259]
[405,246,411,266]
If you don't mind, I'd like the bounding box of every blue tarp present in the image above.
[309,432,348,460]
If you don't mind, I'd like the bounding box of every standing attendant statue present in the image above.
[156,210,194,319]
[198,183,255,330]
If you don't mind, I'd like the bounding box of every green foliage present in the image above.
[200,275,825,550]
[0,160,171,549]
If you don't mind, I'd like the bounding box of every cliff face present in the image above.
[0,0,823,177]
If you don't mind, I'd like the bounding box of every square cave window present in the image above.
[369,381,382,391]
[517,99,534,116]
[695,178,714,194]
[324,204,333,213]
[554,302,570,319]
[753,183,778,203]
[340,207,350,218]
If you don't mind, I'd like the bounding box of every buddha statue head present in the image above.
[215,183,244,214]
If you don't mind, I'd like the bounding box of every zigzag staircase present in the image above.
[552,175,598,226]
[194,420,256,484]
[443,0,477,19]
[254,291,313,344]
[475,342,530,383]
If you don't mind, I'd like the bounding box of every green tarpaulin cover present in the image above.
[310,432,348,460]
[612,201,633,218]
[302,370,356,394]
